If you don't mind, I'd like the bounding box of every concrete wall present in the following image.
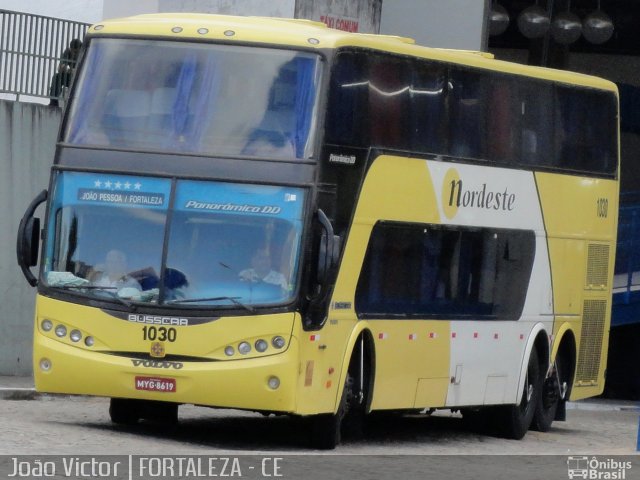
[102,0,381,32]
[380,0,490,50]
[0,100,59,376]
[103,0,296,20]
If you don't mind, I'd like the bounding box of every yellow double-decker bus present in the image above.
[17,13,619,449]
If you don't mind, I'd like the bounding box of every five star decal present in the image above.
[93,180,143,190]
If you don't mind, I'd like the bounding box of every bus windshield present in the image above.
[43,172,305,308]
[65,38,322,160]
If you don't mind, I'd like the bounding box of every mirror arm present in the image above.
[16,189,48,287]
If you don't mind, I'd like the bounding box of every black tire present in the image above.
[531,355,565,432]
[461,407,491,434]
[497,348,542,439]
[109,398,140,425]
[308,371,354,449]
[139,401,179,424]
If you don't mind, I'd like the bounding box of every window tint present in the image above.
[326,51,369,147]
[554,85,617,175]
[326,49,617,177]
[369,56,411,149]
[520,79,555,167]
[449,68,488,159]
[410,62,449,154]
[355,222,536,320]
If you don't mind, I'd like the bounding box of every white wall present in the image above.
[103,0,159,20]
[0,100,59,376]
[0,0,103,23]
[380,0,489,50]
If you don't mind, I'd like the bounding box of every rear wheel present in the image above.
[531,355,566,432]
[497,348,541,439]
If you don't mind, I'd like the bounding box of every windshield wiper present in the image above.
[54,285,133,308]
[167,296,255,313]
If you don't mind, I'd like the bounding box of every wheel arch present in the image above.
[551,325,577,397]
[516,323,549,405]
[333,324,376,414]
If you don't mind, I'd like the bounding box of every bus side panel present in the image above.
[343,155,451,410]
[535,172,619,399]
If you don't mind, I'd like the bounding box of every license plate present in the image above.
[135,376,176,393]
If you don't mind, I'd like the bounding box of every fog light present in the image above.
[255,339,268,352]
[84,336,94,347]
[39,358,52,371]
[70,330,82,342]
[268,376,280,390]
[55,325,67,337]
[272,336,286,349]
[41,320,53,332]
[224,346,235,356]
[238,342,251,355]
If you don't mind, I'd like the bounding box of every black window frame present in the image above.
[325,48,618,178]
[355,221,537,321]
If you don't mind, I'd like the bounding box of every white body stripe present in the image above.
[425,161,553,407]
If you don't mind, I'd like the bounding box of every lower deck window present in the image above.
[355,222,535,320]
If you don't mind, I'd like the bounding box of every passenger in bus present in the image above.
[238,248,288,290]
[90,249,141,290]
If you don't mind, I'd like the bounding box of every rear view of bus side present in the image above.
[17,15,619,449]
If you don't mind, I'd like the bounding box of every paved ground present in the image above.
[0,376,638,479]
[0,375,638,455]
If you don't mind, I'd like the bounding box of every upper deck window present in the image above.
[65,39,322,160]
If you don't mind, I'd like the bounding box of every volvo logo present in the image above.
[131,359,183,370]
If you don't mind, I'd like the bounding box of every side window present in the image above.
[449,68,488,160]
[555,85,617,175]
[410,61,449,155]
[520,79,555,168]
[355,222,536,320]
[325,51,369,147]
[487,74,521,164]
[368,55,411,149]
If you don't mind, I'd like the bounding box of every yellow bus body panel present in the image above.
[535,172,619,399]
[33,295,301,412]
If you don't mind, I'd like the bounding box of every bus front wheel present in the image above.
[109,398,140,425]
[308,371,355,449]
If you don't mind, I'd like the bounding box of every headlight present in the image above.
[41,320,53,332]
[272,336,286,349]
[255,339,268,352]
[84,336,94,347]
[238,342,251,355]
[70,330,82,342]
[55,325,67,338]
[224,346,235,356]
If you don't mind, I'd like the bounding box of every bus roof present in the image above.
[89,13,617,93]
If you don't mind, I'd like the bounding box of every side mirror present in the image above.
[17,190,47,287]
[316,209,340,284]
[304,209,341,327]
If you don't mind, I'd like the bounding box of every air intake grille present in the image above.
[586,244,610,288]
[576,300,607,383]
